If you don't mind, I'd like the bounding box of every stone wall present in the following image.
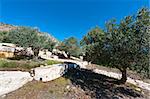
[33,64,66,82]
[0,64,67,96]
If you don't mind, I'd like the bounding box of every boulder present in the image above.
[38,50,52,58]
[52,49,68,59]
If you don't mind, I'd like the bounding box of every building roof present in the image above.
[0,46,15,52]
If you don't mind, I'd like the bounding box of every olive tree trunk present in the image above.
[120,68,127,84]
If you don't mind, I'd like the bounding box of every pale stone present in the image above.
[26,47,34,56]
[33,64,66,82]
[62,51,68,58]
[134,87,141,92]
[52,49,68,58]
[82,61,88,66]
[46,51,52,58]
[0,71,33,96]
[38,50,45,57]
[53,55,59,59]
[0,43,16,47]
[66,85,70,89]
[80,56,83,60]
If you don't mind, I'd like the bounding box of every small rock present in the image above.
[66,85,70,89]
[40,65,44,67]
[134,87,141,92]
[1,94,6,98]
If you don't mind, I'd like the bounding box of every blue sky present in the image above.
[0,0,149,41]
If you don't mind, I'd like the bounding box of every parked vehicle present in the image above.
[64,62,80,70]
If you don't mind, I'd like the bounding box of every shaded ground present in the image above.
[2,68,148,99]
[64,68,147,99]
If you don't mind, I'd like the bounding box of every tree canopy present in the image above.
[81,8,150,83]
[56,37,81,57]
[0,26,56,52]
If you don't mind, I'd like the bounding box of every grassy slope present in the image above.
[0,59,61,71]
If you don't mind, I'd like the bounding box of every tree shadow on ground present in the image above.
[63,64,143,99]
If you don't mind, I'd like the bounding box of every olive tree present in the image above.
[57,37,81,57]
[81,8,149,84]
[5,27,56,56]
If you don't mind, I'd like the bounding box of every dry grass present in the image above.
[3,77,73,99]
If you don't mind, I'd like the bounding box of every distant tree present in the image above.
[0,31,10,43]
[57,37,81,57]
[80,26,105,63]
[7,27,39,47]
[5,27,56,56]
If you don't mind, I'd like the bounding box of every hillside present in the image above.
[0,23,17,32]
[0,22,58,43]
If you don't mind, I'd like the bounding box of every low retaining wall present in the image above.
[33,64,67,82]
[0,64,67,96]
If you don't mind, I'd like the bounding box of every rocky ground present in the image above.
[1,68,149,99]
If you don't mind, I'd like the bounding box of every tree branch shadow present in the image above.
[63,64,143,99]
